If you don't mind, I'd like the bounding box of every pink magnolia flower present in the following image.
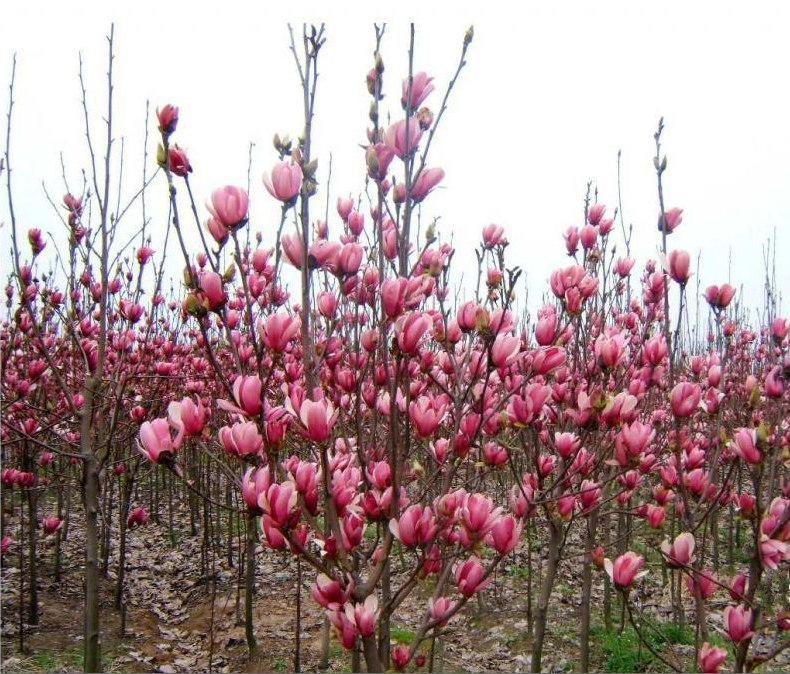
[317,292,337,318]
[396,312,430,354]
[389,505,438,548]
[218,375,263,417]
[263,161,303,204]
[168,396,208,437]
[454,556,492,597]
[295,395,337,443]
[489,515,522,554]
[346,595,378,638]
[366,143,395,180]
[667,249,691,284]
[391,644,411,670]
[461,494,503,538]
[402,71,434,108]
[336,196,353,221]
[341,511,365,551]
[534,308,557,346]
[658,206,683,233]
[259,481,298,528]
[698,643,727,673]
[198,271,226,311]
[205,217,229,245]
[408,395,448,438]
[554,432,581,460]
[729,573,748,601]
[491,333,521,368]
[604,551,647,590]
[771,317,790,343]
[259,312,300,353]
[41,515,63,535]
[328,608,357,650]
[482,224,506,248]
[670,382,701,418]
[308,239,341,270]
[685,569,718,600]
[731,428,761,465]
[138,418,183,464]
[208,186,248,228]
[660,532,695,568]
[723,605,754,643]
[136,246,155,265]
[312,573,353,610]
[429,597,457,626]
[157,104,179,135]
[219,421,263,458]
[241,466,272,512]
[579,224,596,250]
[281,232,305,269]
[615,256,635,277]
[127,506,149,529]
[760,536,790,570]
[167,145,192,177]
[765,366,785,399]
[587,203,606,225]
[704,284,736,310]
[381,277,408,319]
[410,167,444,202]
[482,441,508,467]
[383,118,422,158]
[366,461,391,490]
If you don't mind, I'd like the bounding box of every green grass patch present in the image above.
[390,626,417,645]
[21,645,115,673]
[507,564,530,579]
[590,622,696,673]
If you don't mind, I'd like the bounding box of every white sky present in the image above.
[2,1,789,324]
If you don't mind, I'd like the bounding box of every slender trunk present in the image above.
[319,615,331,670]
[362,635,383,673]
[531,520,560,673]
[294,556,302,673]
[83,455,102,673]
[115,474,131,610]
[245,516,258,655]
[26,482,38,625]
[579,514,597,671]
[602,513,612,632]
[378,560,391,668]
[55,480,63,583]
[21,442,38,625]
[101,475,113,576]
[18,489,25,654]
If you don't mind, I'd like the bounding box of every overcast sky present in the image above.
[2,1,789,325]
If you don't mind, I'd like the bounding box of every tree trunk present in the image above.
[82,454,102,673]
[579,514,597,671]
[362,635,383,673]
[531,520,560,673]
[244,516,258,655]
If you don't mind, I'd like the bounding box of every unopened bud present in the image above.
[425,222,436,243]
[183,293,201,316]
[156,143,167,168]
[366,148,380,176]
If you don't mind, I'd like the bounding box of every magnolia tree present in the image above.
[2,22,790,674]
